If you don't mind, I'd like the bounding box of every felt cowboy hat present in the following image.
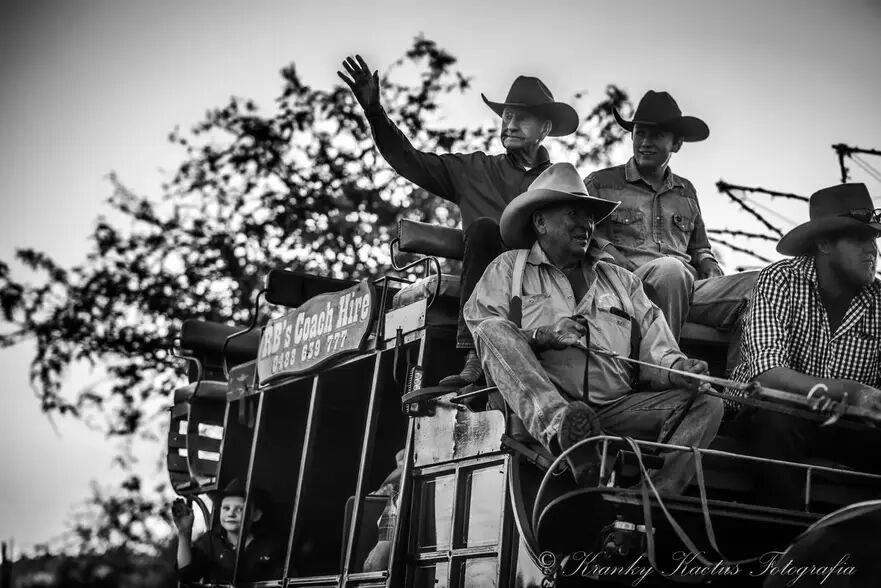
[614,90,709,142]
[482,76,579,137]
[218,478,246,499]
[500,162,619,249]
[218,478,273,516]
[777,183,881,256]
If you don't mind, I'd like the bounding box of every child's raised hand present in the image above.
[171,498,194,534]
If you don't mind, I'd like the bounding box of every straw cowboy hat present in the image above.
[777,183,881,256]
[482,76,579,137]
[500,163,619,249]
[614,90,709,142]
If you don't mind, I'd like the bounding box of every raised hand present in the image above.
[171,498,195,535]
[337,54,381,116]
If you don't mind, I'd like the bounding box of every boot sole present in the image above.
[558,403,602,449]
[557,402,603,486]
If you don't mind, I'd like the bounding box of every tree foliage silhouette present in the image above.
[12,475,176,587]
[0,35,630,439]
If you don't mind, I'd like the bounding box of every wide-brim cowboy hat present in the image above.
[482,76,579,137]
[218,478,246,499]
[614,90,709,142]
[500,163,619,249]
[777,183,881,256]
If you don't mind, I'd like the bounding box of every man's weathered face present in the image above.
[823,231,879,287]
[632,123,682,172]
[533,202,596,257]
[501,106,550,151]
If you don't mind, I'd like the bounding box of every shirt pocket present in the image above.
[668,210,695,253]
[521,292,555,327]
[605,208,646,247]
[837,330,881,382]
[672,213,694,233]
[593,308,632,357]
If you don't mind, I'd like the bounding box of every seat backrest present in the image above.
[397,219,465,261]
[264,269,357,308]
[179,319,261,381]
[339,495,392,573]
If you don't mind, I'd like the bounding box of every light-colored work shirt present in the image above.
[584,158,716,271]
[464,242,686,405]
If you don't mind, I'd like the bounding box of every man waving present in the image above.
[338,55,579,387]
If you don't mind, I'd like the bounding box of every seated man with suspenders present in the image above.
[464,163,723,493]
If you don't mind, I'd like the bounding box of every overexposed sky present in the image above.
[1,0,880,551]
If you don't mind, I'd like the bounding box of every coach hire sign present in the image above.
[257,280,376,382]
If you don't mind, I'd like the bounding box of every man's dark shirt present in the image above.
[178,526,283,584]
[366,108,551,228]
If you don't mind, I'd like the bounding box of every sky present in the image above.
[1,0,881,553]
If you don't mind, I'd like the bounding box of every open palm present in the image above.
[337,54,381,115]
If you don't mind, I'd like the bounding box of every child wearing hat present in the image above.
[172,478,283,583]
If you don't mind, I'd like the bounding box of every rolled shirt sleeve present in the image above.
[627,271,688,388]
[731,265,792,383]
[463,251,515,333]
[685,194,716,267]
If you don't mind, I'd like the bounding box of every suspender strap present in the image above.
[508,249,529,328]
[596,263,642,380]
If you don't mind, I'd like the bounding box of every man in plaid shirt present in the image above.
[731,183,881,509]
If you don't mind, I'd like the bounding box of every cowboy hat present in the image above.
[777,183,881,256]
[614,90,709,142]
[482,76,579,137]
[500,163,619,249]
[218,478,246,499]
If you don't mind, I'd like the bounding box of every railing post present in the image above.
[1,540,12,588]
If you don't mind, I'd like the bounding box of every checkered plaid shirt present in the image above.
[730,256,881,390]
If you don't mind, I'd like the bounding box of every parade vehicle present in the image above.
[166,219,881,588]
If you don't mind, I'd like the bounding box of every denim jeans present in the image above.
[457,217,507,349]
[590,388,723,494]
[690,270,759,372]
[635,258,758,371]
[473,316,724,494]
[634,258,695,341]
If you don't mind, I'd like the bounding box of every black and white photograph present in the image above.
[1,1,880,586]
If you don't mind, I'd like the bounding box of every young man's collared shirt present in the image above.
[583,158,716,271]
[731,256,881,387]
[464,242,686,405]
[366,108,550,228]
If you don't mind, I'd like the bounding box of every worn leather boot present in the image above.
[556,401,604,487]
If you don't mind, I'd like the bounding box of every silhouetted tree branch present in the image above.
[0,36,630,437]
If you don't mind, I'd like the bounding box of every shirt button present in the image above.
[567,295,574,299]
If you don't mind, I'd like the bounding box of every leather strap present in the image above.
[508,249,529,328]
[596,263,641,382]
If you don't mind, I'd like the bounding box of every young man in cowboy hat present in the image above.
[730,183,881,509]
[584,91,756,353]
[464,162,723,493]
[173,478,284,583]
[338,55,579,387]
